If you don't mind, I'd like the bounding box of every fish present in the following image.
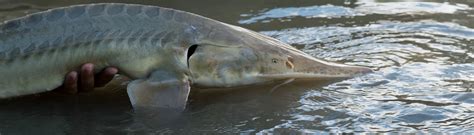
[0,3,372,111]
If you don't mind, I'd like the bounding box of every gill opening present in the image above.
[186,44,198,67]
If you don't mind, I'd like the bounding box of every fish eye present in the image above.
[272,58,278,63]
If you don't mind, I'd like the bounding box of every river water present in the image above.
[0,0,472,134]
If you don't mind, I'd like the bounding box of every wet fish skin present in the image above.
[0,4,372,111]
[0,3,207,98]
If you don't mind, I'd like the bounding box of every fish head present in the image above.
[186,24,372,87]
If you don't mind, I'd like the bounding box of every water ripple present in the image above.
[268,62,474,132]
[262,21,474,67]
[239,5,357,24]
[256,16,474,132]
[1,1,473,134]
[355,2,471,15]
[240,2,471,24]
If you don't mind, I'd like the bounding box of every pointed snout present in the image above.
[289,55,373,79]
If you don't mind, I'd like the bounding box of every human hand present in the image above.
[54,63,119,94]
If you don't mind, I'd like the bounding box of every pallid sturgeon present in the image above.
[0,3,372,111]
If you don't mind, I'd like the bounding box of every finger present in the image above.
[79,63,95,92]
[61,71,78,94]
[95,67,118,87]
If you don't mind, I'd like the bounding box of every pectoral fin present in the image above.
[126,73,190,112]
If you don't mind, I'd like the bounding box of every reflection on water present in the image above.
[274,63,473,132]
[239,5,357,24]
[240,2,471,24]
[0,0,473,134]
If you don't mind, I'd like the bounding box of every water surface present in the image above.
[0,0,472,134]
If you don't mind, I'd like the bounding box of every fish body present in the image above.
[0,3,204,97]
[0,3,372,111]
